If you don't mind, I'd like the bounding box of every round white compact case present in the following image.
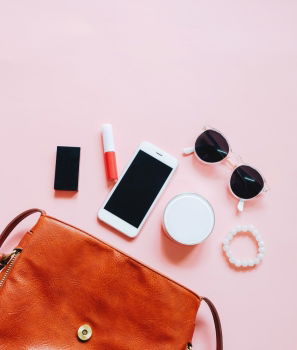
[163,193,215,245]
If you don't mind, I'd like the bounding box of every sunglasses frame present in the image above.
[184,126,269,212]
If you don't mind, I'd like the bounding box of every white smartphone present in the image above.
[98,141,178,238]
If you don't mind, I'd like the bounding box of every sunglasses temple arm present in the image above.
[225,158,236,168]
[183,146,195,155]
[237,199,245,212]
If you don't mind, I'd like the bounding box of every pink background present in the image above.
[0,1,296,348]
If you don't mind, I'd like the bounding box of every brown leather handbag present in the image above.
[0,209,223,349]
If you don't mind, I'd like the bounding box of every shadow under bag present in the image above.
[0,209,223,349]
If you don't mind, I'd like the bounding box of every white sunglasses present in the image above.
[184,128,268,212]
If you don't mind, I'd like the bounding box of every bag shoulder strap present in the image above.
[202,297,223,350]
[0,209,45,249]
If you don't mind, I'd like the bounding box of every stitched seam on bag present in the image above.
[44,215,201,303]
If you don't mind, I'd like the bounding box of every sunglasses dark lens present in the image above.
[230,165,264,200]
[195,130,229,163]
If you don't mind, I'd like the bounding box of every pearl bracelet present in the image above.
[222,225,265,268]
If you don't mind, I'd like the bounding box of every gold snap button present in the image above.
[77,324,92,342]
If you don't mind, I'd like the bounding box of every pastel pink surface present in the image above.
[0,1,296,349]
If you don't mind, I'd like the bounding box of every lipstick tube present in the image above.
[102,124,118,182]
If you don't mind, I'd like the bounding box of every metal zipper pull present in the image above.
[0,248,22,287]
[186,343,192,349]
[0,251,16,270]
[0,248,22,268]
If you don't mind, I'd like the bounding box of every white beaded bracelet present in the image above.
[222,225,265,268]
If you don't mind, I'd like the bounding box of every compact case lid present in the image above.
[163,193,215,245]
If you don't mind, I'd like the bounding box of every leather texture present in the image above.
[0,210,203,349]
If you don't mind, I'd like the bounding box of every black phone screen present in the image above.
[104,150,173,228]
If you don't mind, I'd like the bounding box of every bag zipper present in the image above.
[0,248,22,288]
